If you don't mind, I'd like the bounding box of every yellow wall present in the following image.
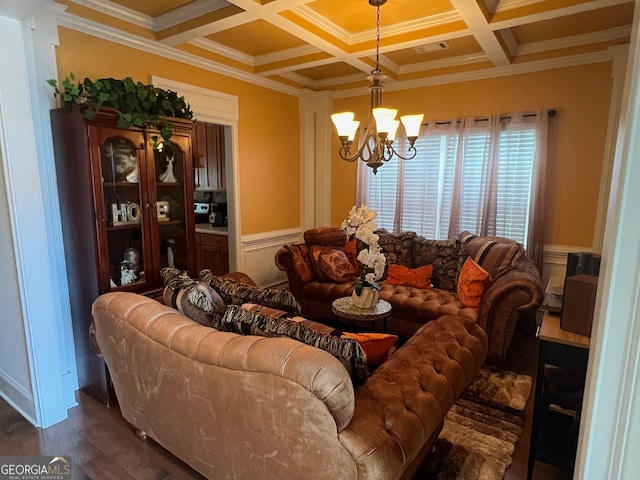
[55,28,300,235]
[331,62,613,248]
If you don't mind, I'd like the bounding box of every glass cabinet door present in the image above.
[152,135,190,273]
[95,130,152,291]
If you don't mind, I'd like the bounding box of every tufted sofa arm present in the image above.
[339,315,488,479]
[275,243,313,309]
[477,257,543,364]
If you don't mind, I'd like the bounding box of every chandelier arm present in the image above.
[385,144,418,161]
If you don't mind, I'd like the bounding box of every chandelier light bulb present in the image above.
[331,112,358,138]
[400,114,424,138]
[347,120,360,141]
[387,120,400,142]
[372,107,398,135]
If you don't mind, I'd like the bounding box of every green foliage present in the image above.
[48,74,194,144]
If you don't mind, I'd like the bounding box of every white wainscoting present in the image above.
[541,244,594,288]
[239,228,304,287]
[239,238,592,289]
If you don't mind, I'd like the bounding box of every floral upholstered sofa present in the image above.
[275,227,543,364]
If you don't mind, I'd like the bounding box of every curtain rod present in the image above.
[427,109,557,127]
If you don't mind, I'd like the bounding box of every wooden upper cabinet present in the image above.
[193,121,225,191]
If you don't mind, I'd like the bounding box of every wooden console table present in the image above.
[527,310,590,479]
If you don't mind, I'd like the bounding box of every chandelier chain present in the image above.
[374,6,381,74]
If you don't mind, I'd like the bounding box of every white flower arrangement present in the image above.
[342,205,387,292]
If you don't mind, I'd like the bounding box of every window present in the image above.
[364,114,541,248]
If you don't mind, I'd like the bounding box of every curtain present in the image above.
[525,109,549,270]
[360,109,549,268]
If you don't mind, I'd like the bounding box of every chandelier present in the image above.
[331,0,424,174]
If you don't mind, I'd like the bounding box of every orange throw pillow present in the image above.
[345,239,357,255]
[385,264,433,289]
[342,332,399,369]
[457,257,492,309]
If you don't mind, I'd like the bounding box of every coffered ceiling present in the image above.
[56,0,634,96]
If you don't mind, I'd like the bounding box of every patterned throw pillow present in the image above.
[375,230,417,266]
[457,257,492,309]
[199,269,301,315]
[318,246,358,283]
[160,268,227,329]
[223,303,293,335]
[283,244,314,283]
[220,305,370,383]
[308,244,330,281]
[385,264,433,289]
[342,332,399,370]
[459,231,524,279]
[411,238,465,292]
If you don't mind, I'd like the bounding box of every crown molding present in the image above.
[277,71,318,88]
[253,44,321,67]
[500,29,519,57]
[154,0,229,31]
[518,25,632,55]
[68,0,152,29]
[490,0,632,30]
[291,4,461,46]
[189,37,254,66]
[58,12,300,96]
[57,8,628,100]
[290,5,351,44]
[331,49,614,98]
[485,0,546,13]
[350,11,462,44]
[398,52,490,75]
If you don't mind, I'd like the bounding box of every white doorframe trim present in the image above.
[576,5,640,477]
[149,77,241,272]
[592,44,629,253]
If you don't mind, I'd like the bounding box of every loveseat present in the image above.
[275,227,543,364]
[91,289,487,480]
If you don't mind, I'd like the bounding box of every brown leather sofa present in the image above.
[92,291,487,480]
[275,227,543,364]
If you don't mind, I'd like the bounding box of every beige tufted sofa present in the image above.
[92,291,488,480]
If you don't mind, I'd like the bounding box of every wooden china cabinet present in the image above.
[50,107,195,404]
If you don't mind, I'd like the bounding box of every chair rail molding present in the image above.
[239,228,303,287]
[541,244,593,287]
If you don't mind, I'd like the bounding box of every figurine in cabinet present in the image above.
[159,155,178,182]
[120,247,140,285]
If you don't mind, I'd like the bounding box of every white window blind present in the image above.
[364,118,538,247]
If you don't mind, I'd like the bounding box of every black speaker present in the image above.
[566,252,601,278]
[561,274,598,337]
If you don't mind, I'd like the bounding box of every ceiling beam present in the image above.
[449,0,512,66]
[157,0,314,46]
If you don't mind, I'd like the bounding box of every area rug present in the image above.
[415,366,532,480]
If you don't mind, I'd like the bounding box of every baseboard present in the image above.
[0,369,37,426]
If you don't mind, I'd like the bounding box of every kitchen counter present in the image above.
[195,224,228,235]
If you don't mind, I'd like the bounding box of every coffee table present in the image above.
[331,296,392,332]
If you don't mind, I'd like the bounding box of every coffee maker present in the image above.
[209,202,227,226]
[194,190,211,224]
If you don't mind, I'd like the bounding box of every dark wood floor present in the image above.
[0,331,572,480]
